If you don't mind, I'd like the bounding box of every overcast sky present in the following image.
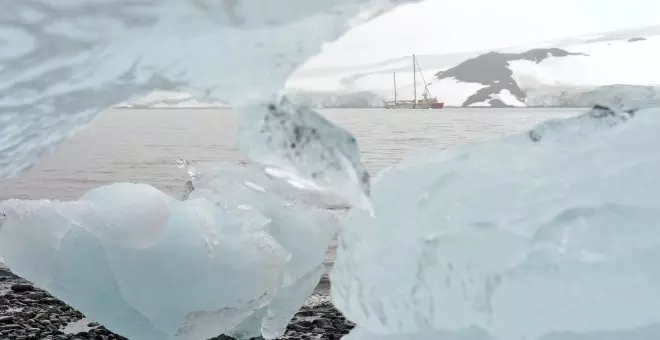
[305,0,660,67]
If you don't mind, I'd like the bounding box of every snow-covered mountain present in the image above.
[432,48,585,107]
[287,25,660,108]
[435,29,660,107]
[117,24,660,109]
[286,52,480,106]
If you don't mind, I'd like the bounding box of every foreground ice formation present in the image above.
[528,104,636,142]
[0,162,340,340]
[331,106,660,340]
[3,0,660,339]
[237,97,372,212]
[0,0,419,181]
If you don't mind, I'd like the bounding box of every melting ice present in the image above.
[0,0,419,181]
[0,162,341,340]
[0,0,406,338]
[2,0,660,340]
[331,106,660,340]
[237,97,372,212]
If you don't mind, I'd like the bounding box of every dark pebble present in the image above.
[298,320,313,328]
[313,318,332,328]
[26,292,45,300]
[9,284,34,293]
[2,277,355,340]
[295,310,316,317]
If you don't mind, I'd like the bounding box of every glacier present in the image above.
[331,105,660,340]
[0,161,341,340]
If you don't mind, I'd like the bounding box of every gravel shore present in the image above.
[0,272,353,340]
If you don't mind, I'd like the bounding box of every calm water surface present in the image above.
[0,108,580,200]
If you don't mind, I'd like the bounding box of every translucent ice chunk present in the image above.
[237,97,372,212]
[332,107,660,340]
[187,162,340,286]
[528,104,635,143]
[64,183,175,249]
[343,326,497,340]
[0,0,418,181]
[229,264,326,339]
[0,187,288,340]
[182,162,341,339]
[260,264,326,339]
[344,324,660,340]
[0,162,339,339]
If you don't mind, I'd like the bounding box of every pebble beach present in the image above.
[0,271,353,340]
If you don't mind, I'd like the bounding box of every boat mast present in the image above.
[412,54,417,108]
[393,72,397,104]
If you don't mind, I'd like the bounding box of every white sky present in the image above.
[306,0,660,67]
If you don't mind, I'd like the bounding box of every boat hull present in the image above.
[386,54,444,110]
[385,102,444,109]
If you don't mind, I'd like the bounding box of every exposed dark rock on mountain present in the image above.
[435,48,584,107]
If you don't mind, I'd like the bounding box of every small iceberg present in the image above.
[0,162,341,340]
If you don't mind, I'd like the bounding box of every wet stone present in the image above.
[2,276,355,340]
[10,284,34,293]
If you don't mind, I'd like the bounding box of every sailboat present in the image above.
[384,54,444,109]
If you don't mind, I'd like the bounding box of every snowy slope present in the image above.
[287,25,660,108]
[115,0,660,109]
[461,33,660,107]
[286,52,486,107]
[120,25,660,109]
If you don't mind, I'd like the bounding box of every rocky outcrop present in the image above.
[435,48,584,107]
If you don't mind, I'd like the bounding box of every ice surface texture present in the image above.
[0,162,340,340]
[331,106,660,340]
[237,97,372,212]
[0,1,399,338]
[4,1,659,340]
[0,0,419,181]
